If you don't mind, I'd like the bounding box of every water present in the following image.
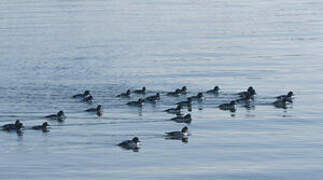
[1,0,323,179]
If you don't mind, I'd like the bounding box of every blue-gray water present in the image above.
[1,0,323,179]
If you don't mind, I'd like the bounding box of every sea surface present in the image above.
[1,0,323,179]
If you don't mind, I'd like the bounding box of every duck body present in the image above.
[164,105,182,114]
[176,98,192,107]
[2,120,23,131]
[235,92,253,103]
[238,86,256,98]
[133,87,146,94]
[145,93,160,103]
[32,122,49,131]
[116,90,131,98]
[276,91,294,102]
[127,99,144,107]
[206,86,220,94]
[118,137,140,150]
[219,101,236,112]
[171,114,192,124]
[273,98,289,109]
[190,92,203,101]
[85,105,102,113]
[73,90,91,98]
[45,111,66,121]
[166,127,189,139]
[167,89,181,97]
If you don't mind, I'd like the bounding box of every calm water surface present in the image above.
[1,0,323,179]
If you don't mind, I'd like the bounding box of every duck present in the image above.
[189,92,203,101]
[82,95,94,103]
[118,137,141,150]
[276,91,294,102]
[167,89,181,97]
[170,114,192,124]
[127,98,144,107]
[73,90,91,98]
[2,120,23,131]
[164,105,182,114]
[218,101,236,112]
[32,122,49,131]
[179,86,187,94]
[165,126,189,139]
[238,86,256,98]
[145,93,160,103]
[176,97,192,107]
[45,111,66,121]
[133,87,146,94]
[116,89,131,98]
[206,86,220,94]
[85,105,102,113]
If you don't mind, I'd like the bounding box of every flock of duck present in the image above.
[1,86,294,151]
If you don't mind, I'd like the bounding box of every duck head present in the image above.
[132,137,141,143]
[42,122,49,128]
[15,120,21,126]
[58,111,65,116]
[181,126,188,133]
[247,86,256,95]
[126,89,131,95]
[84,90,90,96]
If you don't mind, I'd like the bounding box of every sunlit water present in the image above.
[1,0,323,179]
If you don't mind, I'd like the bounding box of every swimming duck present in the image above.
[238,86,256,98]
[164,105,182,114]
[85,105,102,113]
[116,89,131,98]
[45,111,66,121]
[167,89,181,97]
[73,90,91,98]
[276,91,294,102]
[2,120,23,131]
[219,101,236,112]
[32,122,49,131]
[206,86,220,94]
[127,98,144,107]
[133,87,146,94]
[176,97,192,107]
[190,92,203,101]
[118,137,141,150]
[145,93,160,103]
[170,114,192,124]
[165,126,189,139]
